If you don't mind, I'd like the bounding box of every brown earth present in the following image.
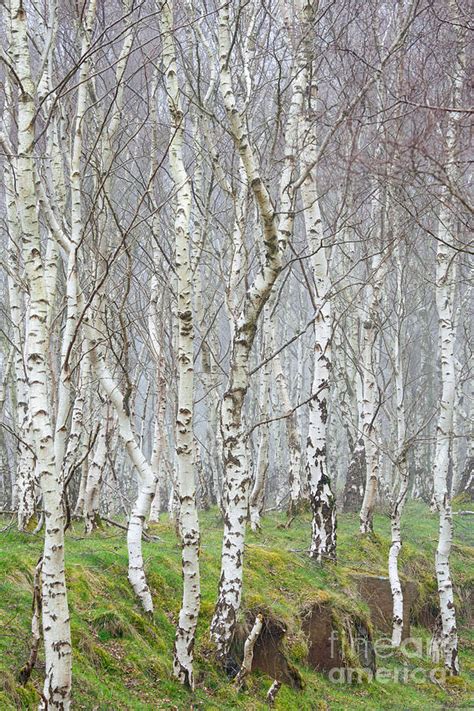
[301,601,376,675]
[351,573,417,639]
[251,616,302,688]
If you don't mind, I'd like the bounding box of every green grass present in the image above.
[0,501,472,709]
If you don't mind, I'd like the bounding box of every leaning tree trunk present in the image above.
[89,344,157,613]
[210,0,304,660]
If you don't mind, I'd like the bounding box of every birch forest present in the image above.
[0,1,472,709]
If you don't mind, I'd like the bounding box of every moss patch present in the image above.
[0,502,472,710]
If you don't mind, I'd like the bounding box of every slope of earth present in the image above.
[0,501,472,710]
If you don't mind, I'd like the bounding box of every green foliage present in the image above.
[0,502,472,709]
[90,609,131,639]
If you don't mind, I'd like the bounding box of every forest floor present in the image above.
[0,501,473,710]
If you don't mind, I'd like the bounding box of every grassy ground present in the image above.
[0,501,472,710]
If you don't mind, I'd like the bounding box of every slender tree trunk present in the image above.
[339,314,366,513]
[3,59,36,530]
[11,2,72,705]
[270,306,302,513]
[299,74,337,562]
[83,402,109,533]
[148,251,168,524]
[389,249,409,647]
[234,613,263,689]
[89,345,157,613]
[343,434,366,513]
[149,419,163,522]
[160,0,200,686]
[433,237,459,674]
[359,255,385,534]
[432,1,463,672]
[210,0,303,659]
[249,333,271,532]
[63,349,89,504]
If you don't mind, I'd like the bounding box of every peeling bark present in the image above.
[431,0,463,674]
[11,2,73,705]
[235,613,263,690]
[211,0,303,660]
[299,26,337,561]
[160,0,201,687]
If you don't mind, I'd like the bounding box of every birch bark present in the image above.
[389,249,409,647]
[83,401,109,532]
[160,0,200,686]
[433,216,459,674]
[270,304,302,512]
[210,0,304,658]
[148,280,167,523]
[431,1,463,673]
[249,331,271,532]
[298,19,337,560]
[300,170,337,561]
[359,254,386,533]
[2,11,36,529]
[10,2,72,705]
[89,346,157,612]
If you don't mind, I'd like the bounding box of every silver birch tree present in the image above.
[10,2,72,704]
[160,0,201,686]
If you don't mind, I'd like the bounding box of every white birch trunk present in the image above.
[72,362,93,520]
[160,0,200,686]
[149,419,164,522]
[235,614,263,689]
[2,28,36,529]
[249,333,271,532]
[210,0,302,659]
[431,0,463,672]
[62,348,89,499]
[148,255,167,523]
[270,307,302,512]
[74,464,88,519]
[83,402,109,533]
[299,91,336,561]
[433,229,459,674]
[11,2,72,705]
[432,183,460,673]
[359,255,384,534]
[339,291,365,512]
[191,114,222,508]
[389,249,409,647]
[89,346,157,612]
